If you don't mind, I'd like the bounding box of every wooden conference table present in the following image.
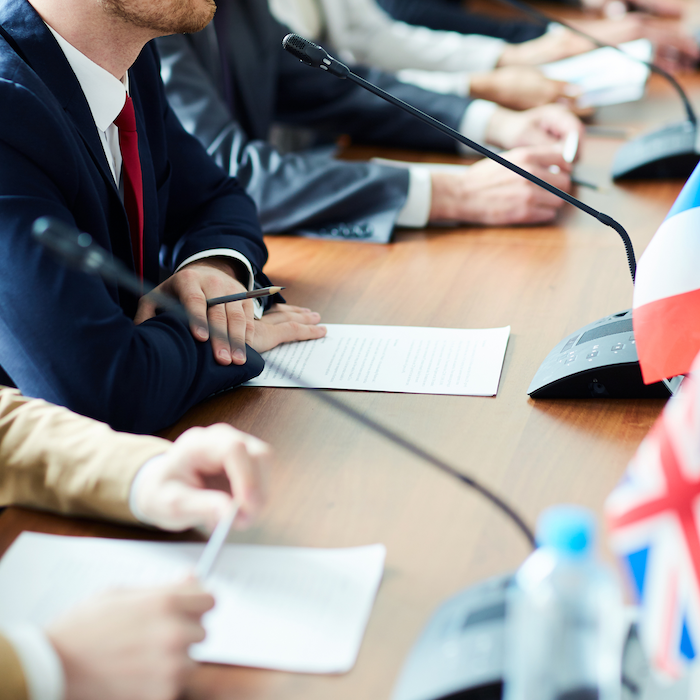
[1,71,699,700]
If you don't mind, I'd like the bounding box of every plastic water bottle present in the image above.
[504,505,624,700]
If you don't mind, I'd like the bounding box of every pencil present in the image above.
[206,286,284,308]
[572,177,607,192]
[585,125,630,139]
[193,502,240,580]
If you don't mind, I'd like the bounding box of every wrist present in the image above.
[184,256,247,284]
[496,44,520,67]
[128,455,167,527]
[468,72,491,101]
[484,107,515,150]
[429,172,464,222]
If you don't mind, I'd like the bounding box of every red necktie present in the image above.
[114,96,144,279]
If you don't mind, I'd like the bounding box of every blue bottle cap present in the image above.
[536,505,596,555]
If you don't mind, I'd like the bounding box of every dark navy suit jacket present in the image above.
[0,0,273,433]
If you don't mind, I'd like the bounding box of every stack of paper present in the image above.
[0,533,386,673]
[245,324,511,396]
[541,38,653,109]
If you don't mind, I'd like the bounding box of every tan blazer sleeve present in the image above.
[0,387,171,524]
[0,633,29,700]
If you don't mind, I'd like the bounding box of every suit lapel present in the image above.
[0,0,119,196]
[1,0,141,277]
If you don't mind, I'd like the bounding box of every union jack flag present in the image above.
[606,359,700,678]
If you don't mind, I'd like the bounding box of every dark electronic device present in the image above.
[282,35,683,399]
[392,573,689,700]
[494,0,700,181]
[391,575,510,700]
[611,121,699,180]
[527,309,682,398]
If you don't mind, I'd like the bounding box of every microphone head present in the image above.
[282,33,329,68]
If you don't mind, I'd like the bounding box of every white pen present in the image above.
[563,131,580,164]
[193,502,240,580]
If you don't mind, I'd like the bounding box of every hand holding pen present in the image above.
[134,257,325,367]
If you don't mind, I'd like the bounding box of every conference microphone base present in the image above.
[527,309,683,399]
[611,120,699,180]
[391,573,690,700]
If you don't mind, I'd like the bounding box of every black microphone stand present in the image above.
[282,34,683,399]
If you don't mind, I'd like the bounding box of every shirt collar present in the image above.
[45,24,129,132]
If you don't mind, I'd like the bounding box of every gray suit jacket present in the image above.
[156,0,471,242]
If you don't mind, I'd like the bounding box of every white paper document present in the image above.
[245,324,510,396]
[541,39,652,108]
[0,533,386,673]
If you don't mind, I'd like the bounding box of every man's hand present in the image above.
[486,104,584,152]
[46,580,214,700]
[498,30,595,67]
[135,260,326,366]
[134,258,254,366]
[132,424,272,532]
[570,16,699,72]
[586,0,684,17]
[469,66,581,112]
[248,304,327,354]
[498,20,699,72]
[429,147,572,226]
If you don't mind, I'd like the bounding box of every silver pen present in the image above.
[193,502,240,580]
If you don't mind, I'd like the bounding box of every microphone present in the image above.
[32,216,192,325]
[282,34,681,400]
[493,0,700,180]
[282,34,637,283]
[31,215,536,548]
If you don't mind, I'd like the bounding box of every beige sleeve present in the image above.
[0,633,29,700]
[0,387,171,524]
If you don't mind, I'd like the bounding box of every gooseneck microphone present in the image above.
[32,217,192,325]
[493,0,700,180]
[282,34,681,399]
[282,33,637,283]
[31,216,536,548]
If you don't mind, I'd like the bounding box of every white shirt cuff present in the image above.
[458,100,499,153]
[175,249,263,319]
[396,167,433,228]
[128,455,165,525]
[1,625,65,700]
[395,68,470,98]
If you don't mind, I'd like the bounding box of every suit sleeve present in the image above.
[376,0,546,43]
[0,53,266,434]
[311,0,508,73]
[272,23,473,152]
[0,387,167,522]
[0,634,28,700]
[157,34,410,242]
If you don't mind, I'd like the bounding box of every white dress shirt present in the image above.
[270,0,507,73]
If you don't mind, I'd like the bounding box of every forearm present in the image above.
[0,388,167,521]
[346,21,507,74]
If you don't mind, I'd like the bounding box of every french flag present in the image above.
[633,164,700,385]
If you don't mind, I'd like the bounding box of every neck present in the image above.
[28,0,156,79]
